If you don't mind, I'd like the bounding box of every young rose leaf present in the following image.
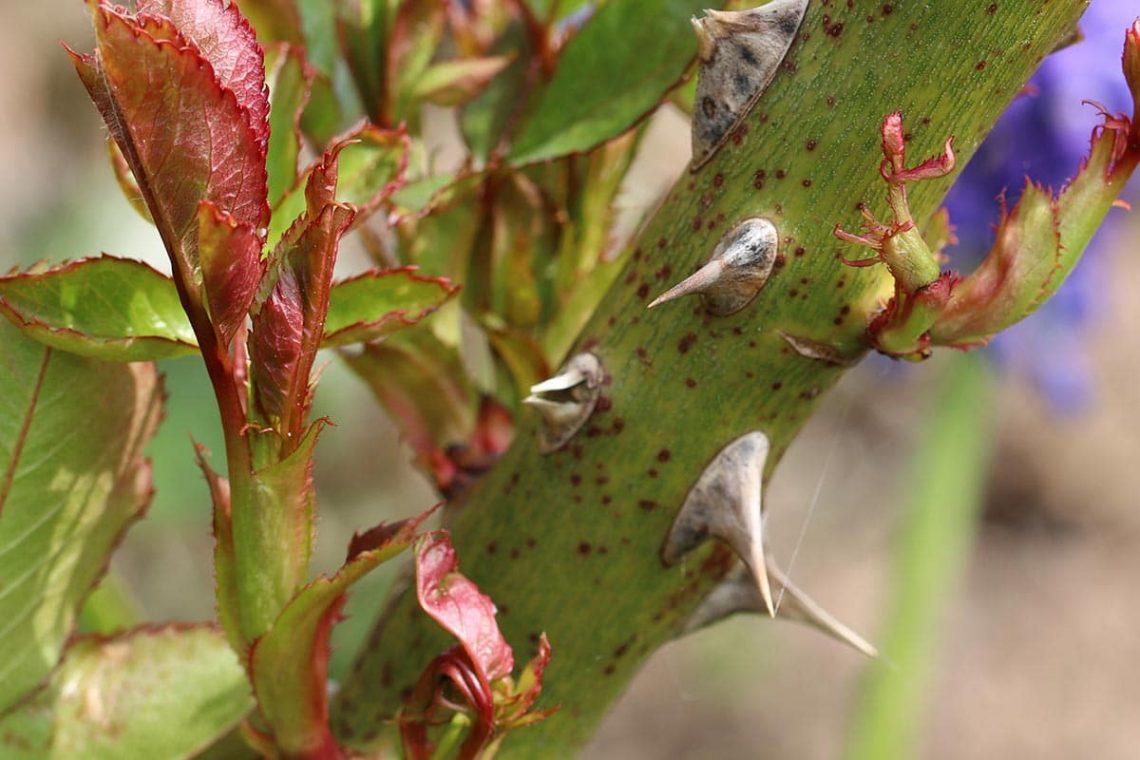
[413,55,514,107]
[415,531,514,684]
[267,124,408,252]
[0,624,251,759]
[928,184,1061,346]
[0,320,162,713]
[136,0,271,149]
[252,201,355,436]
[197,201,264,347]
[249,508,435,758]
[0,257,197,361]
[321,267,459,348]
[931,25,1140,348]
[507,0,709,164]
[264,43,312,208]
[252,145,355,438]
[70,3,268,324]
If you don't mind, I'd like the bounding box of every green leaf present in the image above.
[267,124,408,252]
[507,0,706,164]
[321,267,459,348]
[0,257,197,361]
[0,624,252,759]
[265,44,312,208]
[413,55,513,107]
[460,20,534,163]
[336,0,399,124]
[250,512,430,756]
[0,319,163,712]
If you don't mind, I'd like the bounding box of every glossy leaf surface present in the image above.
[322,268,458,347]
[415,531,513,684]
[507,0,706,163]
[0,257,196,361]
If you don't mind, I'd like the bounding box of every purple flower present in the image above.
[941,2,1138,412]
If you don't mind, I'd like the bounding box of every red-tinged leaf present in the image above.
[0,256,198,361]
[335,125,411,218]
[508,633,551,720]
[248,258,304,428]
[249,507,436,758]
[415,531,514,684]
[197,201,264,347]
[930,184,1060,346]
[932,39,1140,349]
[107,140,151,223]
[71,6,269,301]
[268,123,410,251]
[251,202,355,437]
[413,55,514,107]
[321,267,459,348]
[136,0,270,148]
[1124,20,1140,111]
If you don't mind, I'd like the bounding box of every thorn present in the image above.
[529,365,590,394]
[647,258,726,309]
[683,564,878,659]
[525,353,604,454]
[648,217,778,316]
[768,563,878,658]
[777,331,860,366]
[662,431,775,617]
[691,17,715,62]
[690,0,809,169]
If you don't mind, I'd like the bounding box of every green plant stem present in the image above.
[845,355,994,760]
[332,3,1088,754]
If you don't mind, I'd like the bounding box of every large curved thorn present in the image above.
[662,431,774,617]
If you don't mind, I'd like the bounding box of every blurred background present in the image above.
[4,2,1138,758]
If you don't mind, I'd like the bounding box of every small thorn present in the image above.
[691,17,715,62]
[525,353,604,454]
[648,217,778,316]
[662,431,774,617]
[529,367,588,395]
[768,563,878,658]
[682,564,878,659]
[777,331,860,366]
